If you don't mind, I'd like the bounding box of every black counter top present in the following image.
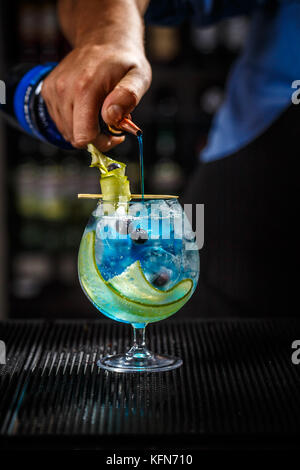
[0,318,300,451]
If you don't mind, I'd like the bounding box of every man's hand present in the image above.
[42,0,151,151]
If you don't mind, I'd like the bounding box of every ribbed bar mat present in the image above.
[0,319,300,449]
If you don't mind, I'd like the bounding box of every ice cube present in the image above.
[139,246,181,289]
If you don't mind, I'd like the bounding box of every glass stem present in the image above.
[133,326,146,350]
[127,325,151,359]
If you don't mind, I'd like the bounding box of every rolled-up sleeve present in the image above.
[145,0,298,26]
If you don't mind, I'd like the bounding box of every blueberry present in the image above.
[107,162,121,171]
[116,219,133,235]
[130,228,148,244]
[152,270,170,287]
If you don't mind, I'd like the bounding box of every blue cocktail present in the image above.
[78,196,199,372]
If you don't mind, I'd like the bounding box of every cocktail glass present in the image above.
[78,196,199,372]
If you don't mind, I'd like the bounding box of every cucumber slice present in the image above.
[87,144,131,202]
[108,261,191,305]
[78,230,193,324]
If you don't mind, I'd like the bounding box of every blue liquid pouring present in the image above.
[137,132,144,200]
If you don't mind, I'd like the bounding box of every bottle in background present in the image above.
[39,2,61,62]
[220,17,249,54]
[147,26,181,63]
[190,24,219,56]
[152,87,184,192]
[17,1,40,62]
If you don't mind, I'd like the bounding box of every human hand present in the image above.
[42,0,151,151]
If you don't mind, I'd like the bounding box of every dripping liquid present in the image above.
[137,132,144,201]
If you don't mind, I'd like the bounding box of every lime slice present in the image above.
[78,230,193,324]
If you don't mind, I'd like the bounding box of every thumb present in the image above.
[101,65,151,126]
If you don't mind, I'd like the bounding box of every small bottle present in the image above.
[0,63,141,149]
[147,26,180,63]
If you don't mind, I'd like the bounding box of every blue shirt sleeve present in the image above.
[145,0,299,26]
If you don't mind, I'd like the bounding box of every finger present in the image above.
[92,134,125,152]
[42,79,73,143]
[59,101,74,143]
[52,105,74,143]
[101,64,151,126]
[47,104,71,143]
[72,86,102,148]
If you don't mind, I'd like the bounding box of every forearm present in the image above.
[58,0,150,48]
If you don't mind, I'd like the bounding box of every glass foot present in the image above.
[97,351,183,373]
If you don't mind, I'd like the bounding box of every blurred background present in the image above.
[0,0,249,320]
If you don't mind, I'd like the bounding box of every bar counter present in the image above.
[0,318,300,451]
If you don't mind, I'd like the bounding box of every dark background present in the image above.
[0,0,249,320]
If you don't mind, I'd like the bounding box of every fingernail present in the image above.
[106,104,123,122]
